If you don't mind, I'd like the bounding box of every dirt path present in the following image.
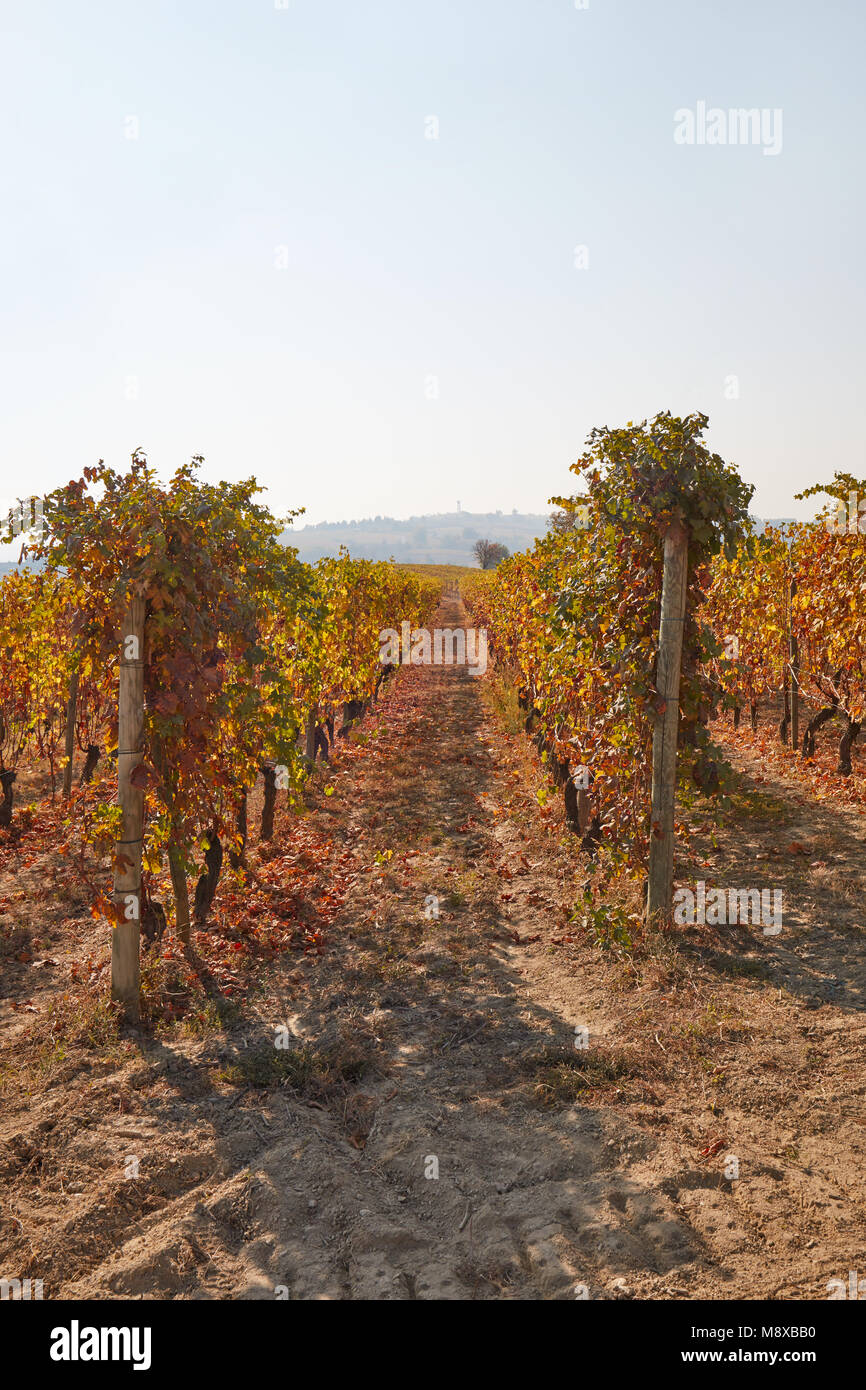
[2,599,865,1300]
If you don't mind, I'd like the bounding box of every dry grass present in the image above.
[485,668,525,737]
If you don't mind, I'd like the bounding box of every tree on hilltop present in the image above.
[472,539,510,569]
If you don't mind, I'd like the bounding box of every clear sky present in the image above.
[1,0,863,551]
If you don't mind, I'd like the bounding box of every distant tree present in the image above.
[473,538,510,569]
[547,496,590,534]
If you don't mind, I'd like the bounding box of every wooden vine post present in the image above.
[62,668,79,798]
[646,522,689,922]
[304,707,317,764]
[789,577,799,753]
[111,596,146,1021]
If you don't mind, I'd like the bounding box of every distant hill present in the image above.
[750,517,798,534]
[0,559,40,576]
[283,512,807,564]
[281,511,550,566]
[0,515,805,578]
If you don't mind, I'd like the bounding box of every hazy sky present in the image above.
[1,0,863,552]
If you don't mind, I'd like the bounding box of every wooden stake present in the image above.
[62,667,79,798]
[169,848,191,945]
[789,578,799,753]
[647,522,689,923]
[111,597,145,1020]
[304,706,317,764]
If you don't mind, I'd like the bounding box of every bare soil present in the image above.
[1,598,864,1300]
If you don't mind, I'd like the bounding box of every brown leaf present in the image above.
[129,761,159,789]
